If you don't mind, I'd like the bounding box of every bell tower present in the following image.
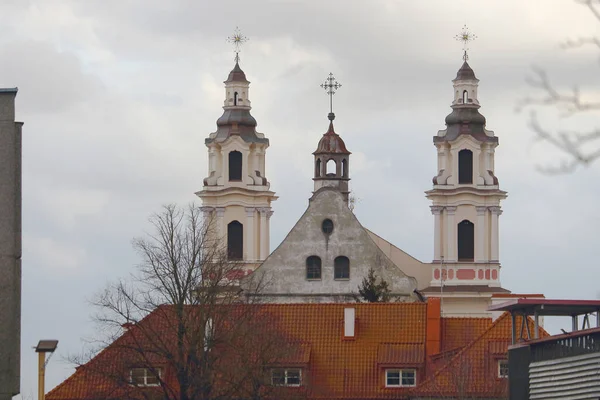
[196,29,276,272]
[313,73,351,204]
[424,28,508,316]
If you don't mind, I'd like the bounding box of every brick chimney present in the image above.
[426,297,441,357]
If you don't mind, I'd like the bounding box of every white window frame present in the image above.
[129,367,161,387]
[498,359,509,378]
[271,368,302,387]
[385,369,416,387]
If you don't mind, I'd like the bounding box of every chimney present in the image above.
[344,308,355,338]
[426,297,441,357]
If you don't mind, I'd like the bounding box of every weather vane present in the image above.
[454,25,477,61]
[321,72,342,120]
[227,27,248,64]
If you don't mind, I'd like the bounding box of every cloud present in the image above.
[25,235,87,272]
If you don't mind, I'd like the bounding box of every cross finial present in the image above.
[454,25,477,62]
[321,72,342,121]
[227,27,248,64]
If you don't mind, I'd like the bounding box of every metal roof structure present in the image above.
[488,298,600,344]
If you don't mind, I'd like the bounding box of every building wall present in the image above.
[438,296,491,318]
[529,352,600,399]
[249,189,417,301]
[367,230,431,290]
[0,89,21,397]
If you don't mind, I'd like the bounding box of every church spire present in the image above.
[425,29,507,307]
[197,28,277,272]
[313,73,351,204]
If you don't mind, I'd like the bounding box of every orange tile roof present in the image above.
[414,313,550,398]
[47,301,520,400]
[377,343,424,365]
[441,317,492,352]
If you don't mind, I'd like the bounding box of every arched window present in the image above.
[457,220,474,261]
[462,90,468,104]
[306,256,321,280]
[315,159,321,177]
[458,149,473,184]
[229,151,242,181]
[326,159,336,176]
[342,159,348,177]
[227,221,243,260]
[234,91,238,106]
[334,256,350,279]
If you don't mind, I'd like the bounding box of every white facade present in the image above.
[424,61,509,316]
[197,63,277,273]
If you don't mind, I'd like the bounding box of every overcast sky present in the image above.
[2,0,599,396]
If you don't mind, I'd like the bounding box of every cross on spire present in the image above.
[320,72,342,121]
[454,25,477,61]
[227,27,248,64]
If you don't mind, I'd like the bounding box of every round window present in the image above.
[322,219,334,234]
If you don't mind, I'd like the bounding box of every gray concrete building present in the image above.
[244,115,418,303]
[0,88,22,398]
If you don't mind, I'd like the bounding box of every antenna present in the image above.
[440,255,445,317]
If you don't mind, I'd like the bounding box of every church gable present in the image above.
[249,188,417,302]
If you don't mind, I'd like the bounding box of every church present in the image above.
[196,43,519,317]
[46,34,549,400]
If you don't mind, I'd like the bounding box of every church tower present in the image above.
[313,114,351,203]
[424,36,508,316]
[196,54,277,272]
[313,73,351,204]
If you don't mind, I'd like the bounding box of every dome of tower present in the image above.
[225,62,249,83]
[444,107,486,126]
[455,61,477,80]
[313,122,351,155]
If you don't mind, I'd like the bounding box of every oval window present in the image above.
[322,219,334,234]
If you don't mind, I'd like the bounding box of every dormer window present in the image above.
[130,367,161,387]
[272,368,302,386]
[498,360,509,378]
[385,369,416,387]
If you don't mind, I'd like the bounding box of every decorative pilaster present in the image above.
[489,206,502,262]
[430,206,444,261]
[215,207,225,242]
[245,207,256,260]
[476,206,487,262]
[258,207,269,259]
[445,206,457,262]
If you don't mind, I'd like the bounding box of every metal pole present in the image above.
[572,315,578,332]
[534,310,539,339]
[511,312,516,344]
[38,351,45,400]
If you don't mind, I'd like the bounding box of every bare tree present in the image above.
[517,0,600,173]
[67,204,303,400]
